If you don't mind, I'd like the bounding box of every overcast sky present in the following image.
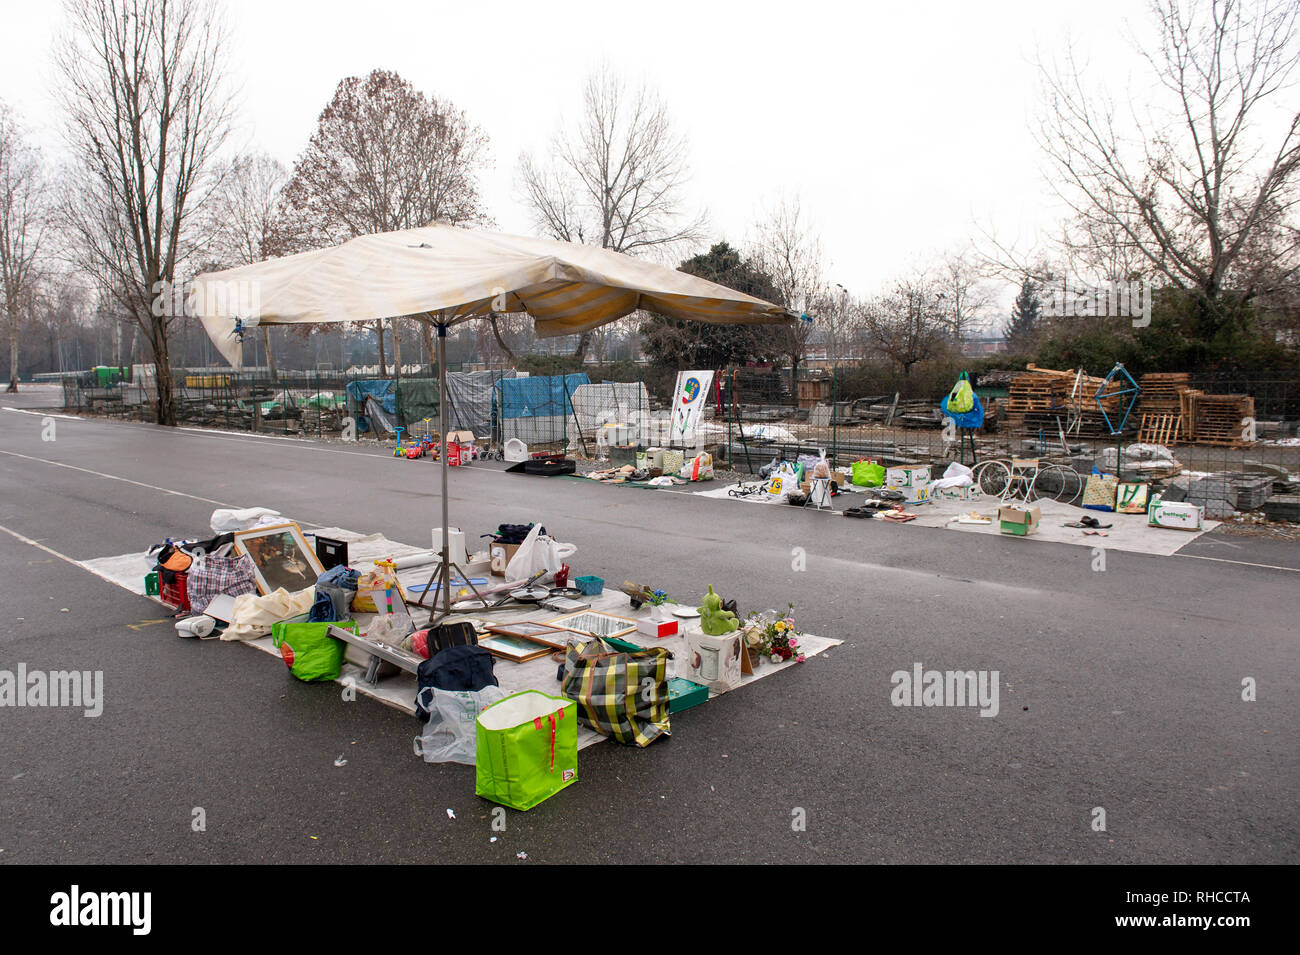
[1,0,1149,323]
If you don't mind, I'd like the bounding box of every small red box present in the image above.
[160,571,190,612]
[635,617,679,639]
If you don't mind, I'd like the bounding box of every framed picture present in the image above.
[478,633,557,663]
[232,522,325,595]
[546,610,638,639]
[484,621,570,649]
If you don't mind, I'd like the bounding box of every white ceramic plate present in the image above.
[672,606,702,619]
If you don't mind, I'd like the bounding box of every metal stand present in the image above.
[421,318,485,626]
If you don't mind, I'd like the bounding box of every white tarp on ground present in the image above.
[83,525,841,749]
[696,484,1218,557]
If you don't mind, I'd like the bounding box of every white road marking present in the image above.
[1174,553,1300,573]
[0,522,129,588]
[0,448,324,529]
[0,448,235,507]
[2,404,386,459]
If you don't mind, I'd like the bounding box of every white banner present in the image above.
[669,370,714,444]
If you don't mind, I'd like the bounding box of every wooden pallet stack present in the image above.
[1135,373,1190,443]
[1004,365,1131,437]
[1186,392,1255,446]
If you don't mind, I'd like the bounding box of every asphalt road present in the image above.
[0,405,1296,864]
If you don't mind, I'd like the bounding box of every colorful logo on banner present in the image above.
[681,377,702,405]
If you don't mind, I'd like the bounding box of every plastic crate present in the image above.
[144,572,160,596]
[159,571,190,612]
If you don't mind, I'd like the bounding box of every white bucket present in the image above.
[432,527,468,566]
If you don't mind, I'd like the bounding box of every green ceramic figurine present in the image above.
[698,585,739,635]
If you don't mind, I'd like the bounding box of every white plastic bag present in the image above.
[413,685,506,765]
[504,524,578,579]
[765,463,798,500]
[930,461,974,491]
[210,507,283,533]
[679,452,714,481]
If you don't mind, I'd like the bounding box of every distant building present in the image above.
[962,334,1009,355]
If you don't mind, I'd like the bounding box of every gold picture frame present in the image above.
[232,521,325,595]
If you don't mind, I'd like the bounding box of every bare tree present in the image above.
[750,194,824,384]
[518,65,706,358]
[207,152,288,377]
[935,251,995,345]
[0,101,47,392]
[274,68,491,377]
[1036,0,1300,322]
[861,275,950,378]
[54,0,233,425]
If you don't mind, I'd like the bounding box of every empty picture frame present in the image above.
[483,621,571,649]
[232,521,325,595]
[478,633,556,663]
[546,610,638,639]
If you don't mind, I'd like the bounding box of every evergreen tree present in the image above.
[1005,277,1041,350]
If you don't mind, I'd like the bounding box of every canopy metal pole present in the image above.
[438,321,450,616]
[416,315,485,624]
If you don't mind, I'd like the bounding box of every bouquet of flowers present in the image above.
[742,604,806,664]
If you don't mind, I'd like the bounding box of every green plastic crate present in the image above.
[144,572,160,596]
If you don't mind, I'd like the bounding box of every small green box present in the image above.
[668,677,709,713]
[144,572,160,596]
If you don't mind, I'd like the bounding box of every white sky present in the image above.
[1,0,1149,321]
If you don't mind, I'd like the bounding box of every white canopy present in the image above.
[192,224,796,367]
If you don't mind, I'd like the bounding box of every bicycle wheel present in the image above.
[973,460,1012,497]
[1034,464,1083,505]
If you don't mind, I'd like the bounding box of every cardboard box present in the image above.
[683,627,746,693]
[885,465,931,488]
[489,542,520,576]
[892,481,932,504]
[934,484,980,502]
[998,504,1041,536]
[635,617,679,639]
[1147,497,1203,530]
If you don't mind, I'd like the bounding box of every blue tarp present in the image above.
[493,373,589,419]
[346,379,396,414]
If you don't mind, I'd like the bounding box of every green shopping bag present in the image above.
[947,374,975,413]
[270,620,357,682]
[475,691,578,811]
[852,460,885,487]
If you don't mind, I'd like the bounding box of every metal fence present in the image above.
[58,364,1300,520]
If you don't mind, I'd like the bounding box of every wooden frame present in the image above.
[232,521,325,595]
[483,621,571,649]
[478,632,558,663]
[545,610,638,640]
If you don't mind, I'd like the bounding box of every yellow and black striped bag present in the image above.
[561,637,671,747]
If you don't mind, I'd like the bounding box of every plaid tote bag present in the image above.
[561,637,671,747]
[186,553,259,613]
